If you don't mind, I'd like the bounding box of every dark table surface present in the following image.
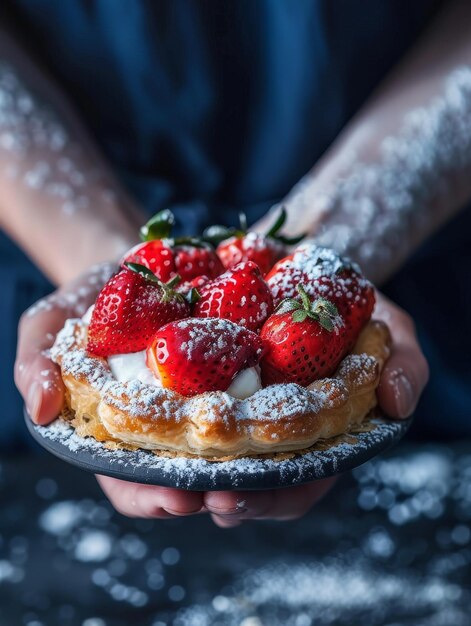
[1,440,470,626]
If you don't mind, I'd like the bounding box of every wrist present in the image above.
[54,229,136,286]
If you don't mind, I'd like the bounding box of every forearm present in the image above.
[272,1,471,284]
[0,26,144,285]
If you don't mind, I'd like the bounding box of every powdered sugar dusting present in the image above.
[266,243,370,308]
[26,263,115,319]
[285,67,471,280]
[32,417,407,490]
[242,384,327,421]
[62,350,111,390]
[0,62,108,218]
[172,317,255,361]
[103,379,184,421]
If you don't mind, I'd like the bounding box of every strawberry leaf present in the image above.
[186,287,201,305]
[292,309,308,323]
[124,262,159,283]
[297,284,312,311]
[275,299,303,314]
[265,206,307,245]
[316,298,338,317]
[140,209,175,242]
[165,274,182,289]
[266,207,287,238]
[317,313,334,332]
[202,224,238,246]
[172,236,209,249]
[275,234,307,246]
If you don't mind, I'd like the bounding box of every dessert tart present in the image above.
[50,209,391,461]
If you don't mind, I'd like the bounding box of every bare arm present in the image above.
[0,25,145,284]
[258,1,471,284]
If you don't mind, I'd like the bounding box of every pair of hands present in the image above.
[14,264,429,528]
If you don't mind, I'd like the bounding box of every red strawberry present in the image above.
[146,318,264,396]
[260,285,345,386]
[265,252,304,305]
[87,264,189,357]
[217,232,285,276]
[176,274,210,295]
[266,244,375,350]
[173,242,224,282]
[216,208,305,275]
[193,261,274,331]
[331,266,375,352]
[122,240,176,282]
[124,209,224,282]
[122,209,177,280]
[265,244,345,305]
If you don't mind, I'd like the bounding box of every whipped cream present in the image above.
[107,350,161,387]
[226,366,262,399]
[106,350,261,399]
[82,304,95,324]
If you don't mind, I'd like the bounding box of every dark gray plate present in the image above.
[25,409,411,491]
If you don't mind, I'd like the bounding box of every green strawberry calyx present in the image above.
[125,262,201,305]
[275,284,339,331]
[265,207,306,246]
[202,206,307,247]
[140,209,175,242]
[124,262,185,300]
[140,209,218,251]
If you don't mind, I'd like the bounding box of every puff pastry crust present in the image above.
[50,317,391,459]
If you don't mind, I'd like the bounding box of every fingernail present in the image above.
[27,381,42,423]
[207,506,248,516]
[390,369,416,418]
[164,506,205,516]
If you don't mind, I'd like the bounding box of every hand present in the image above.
[188,292,430,528]
[16,272,428,527]
[15,263,116,424]
[14,264,207,520]
[374,291,429,419]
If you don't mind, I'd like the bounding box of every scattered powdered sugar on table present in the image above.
[5,441,471,624]
[33,417,406,489]
[172,559,465,626]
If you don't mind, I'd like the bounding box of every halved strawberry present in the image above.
[260,285,345,386]
[193,261,273,331]
[216,208,305,275]
[147,318,264,396]
[87,264,189,357]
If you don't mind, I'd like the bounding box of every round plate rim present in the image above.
[25,409,412,491]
